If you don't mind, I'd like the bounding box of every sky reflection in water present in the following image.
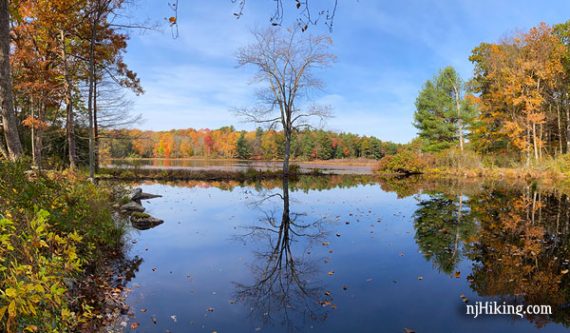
[123,176,570,333]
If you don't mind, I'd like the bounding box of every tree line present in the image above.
[413,20,570,167]
[100,126,400,160]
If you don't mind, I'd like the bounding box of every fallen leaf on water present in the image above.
[140,308,147,313]
[455,271,461,278]
[327,271,335,276]
[170,315,177,322]
[417,276,423,281]
[322,242,330,246]
[130,322,140,330]
[324,291,332,296]
[320,300,332,307]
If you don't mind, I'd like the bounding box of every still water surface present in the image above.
[121,176,570,332]
[107,158,374,175]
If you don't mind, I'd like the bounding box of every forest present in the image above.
[100,127,400,161]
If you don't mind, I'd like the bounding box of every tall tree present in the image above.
[236,26,334,174]
[0,0,23,160]
[470,23,566,164]
[414,66,475,152]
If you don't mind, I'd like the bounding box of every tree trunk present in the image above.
[87,15,97,180]
[0,0,22,160]
[566,103,570,153]
[33,102,44,172]
[557,103,563,155]
[94,76,99,172]
[283,130,291,175]
[526,119,531,168]
[30,100,36,167]
[60,30,77,169]
[452,84,464,153]
[532,121,539,161]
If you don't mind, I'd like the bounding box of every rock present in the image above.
[128,188,143,201]
[121,201,145,213]
[130,213,163,230]
[135,192,163,200]
[130,187,162,201]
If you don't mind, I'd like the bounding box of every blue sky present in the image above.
[122,0,570,143]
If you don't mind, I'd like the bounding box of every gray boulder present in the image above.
[121,201,145,213]
[130,213,164,230]
[130,187,162,201]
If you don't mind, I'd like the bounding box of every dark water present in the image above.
[120,176,570,332]
[106,158,374,175]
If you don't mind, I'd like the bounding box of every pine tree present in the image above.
[414,66,476,152]
[236,132,251,159]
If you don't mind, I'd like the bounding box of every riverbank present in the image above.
[0,162,135,332]
[97,166,330,181]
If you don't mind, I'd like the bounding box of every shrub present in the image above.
[376,150,429,174]
[434,148,482,170]
[544,154,570,175]
[0,210,89,332]
[0,162,127,332]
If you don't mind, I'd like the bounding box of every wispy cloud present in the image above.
[123,0,570,142]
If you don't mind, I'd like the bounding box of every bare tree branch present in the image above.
[235,26,335,173]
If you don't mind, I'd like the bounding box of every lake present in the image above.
[106,158,376,175]
[118,176,570,332]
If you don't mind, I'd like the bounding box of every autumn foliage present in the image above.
[99,127,400,161]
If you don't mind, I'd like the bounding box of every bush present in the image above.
[0,210,88,332]
[376,150,430,174]
[434,148,482,170]
[544,154,570,175]
[0,162,126,332]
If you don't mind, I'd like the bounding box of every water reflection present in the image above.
[404,179,570,328]
[122,175,570,332]
[414,192,476,274]
[234,177,330,331]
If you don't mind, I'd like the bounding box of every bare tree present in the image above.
[236,26,334,174]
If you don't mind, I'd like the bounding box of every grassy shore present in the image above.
[97,166,330,181]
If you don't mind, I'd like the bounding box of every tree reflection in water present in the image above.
[233,177,331,332]
[402,178,570,328]
[413,192,476,274]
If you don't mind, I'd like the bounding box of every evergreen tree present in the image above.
[414,66,476,152]
[236,132,251,159]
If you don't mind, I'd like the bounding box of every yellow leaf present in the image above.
[0,306,6,320]
[8,301,16,318]
[5,288,17,298]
